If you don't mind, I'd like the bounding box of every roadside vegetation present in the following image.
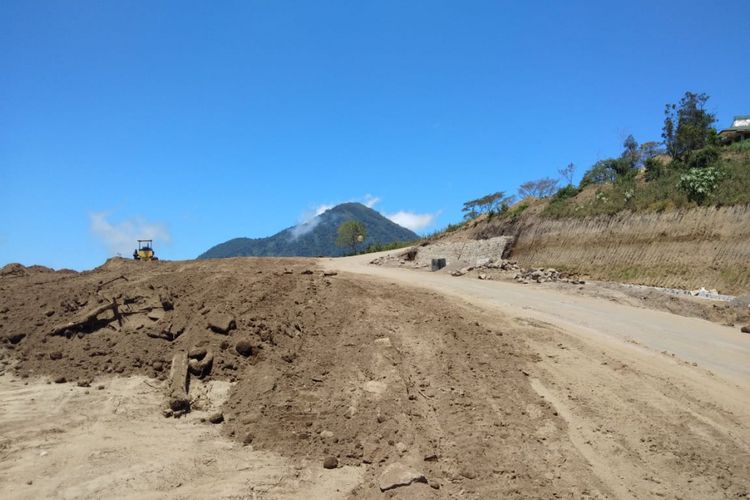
[459,91,750,222]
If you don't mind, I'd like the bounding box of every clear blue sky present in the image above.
[1,1,748,270]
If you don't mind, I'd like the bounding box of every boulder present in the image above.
[207,313,236,334]
[378,463,427,491]
[235,340,253,357]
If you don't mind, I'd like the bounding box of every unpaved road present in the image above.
[323,252,750,386]
[322,252,750,498]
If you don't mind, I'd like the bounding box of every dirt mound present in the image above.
[0,256,604,497]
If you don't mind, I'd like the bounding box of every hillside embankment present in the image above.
[470,204,750,294]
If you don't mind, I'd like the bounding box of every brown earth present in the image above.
[1,257,749,498]
[466,204,750,294]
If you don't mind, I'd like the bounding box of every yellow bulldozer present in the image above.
[133,239,158,261]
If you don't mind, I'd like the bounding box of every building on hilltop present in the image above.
[718,115,750,143]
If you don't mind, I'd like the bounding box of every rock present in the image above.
[147,309,165,321]
[207,313,236,334]
[475,257,491,267]
[49,351,63,360]
[208,412,224,424]
[300,269,314,275]
[450,270,464,277]
[323,456,338,469]
[188,347,208,359]
[378,463,427,491]
[741,326,750,334]
[322,271,338,277]
[152,360,164,372]
[45,309,55,317]
[188,351,214,377]
[77,379,91,387]
[235,340,253,357]
[395,442,408,454]
[53,376,66,384]
[6,333,25,344]
[477,274,488,280]
[320,430,334,439]
[242,433,255,445]
[423,453,439,462]
[460,468,477,479]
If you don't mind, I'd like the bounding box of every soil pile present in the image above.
[0,257,604,497]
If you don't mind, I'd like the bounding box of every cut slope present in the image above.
[464,203,750,294]
[199,203,418,258]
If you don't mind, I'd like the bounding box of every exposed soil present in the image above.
[1,257,748,498]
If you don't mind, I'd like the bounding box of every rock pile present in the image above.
[514,268,585,285]
[450,258,520,277]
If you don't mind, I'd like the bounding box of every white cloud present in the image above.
[291,195,439,237]
[363,194,380,208]
[290,195,379,240]
[385,210,440,232]
[90,212,171,257]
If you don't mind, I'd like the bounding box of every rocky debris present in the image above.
[5,333,26,345]
[741,326,750,334]
[323,456,338,469]
[235,340,254,357]
[53,376,66,384]
[188,347,207,360]
[377,462,427,491]
[49,351,63,360]
[208,412,224,424]
[322,271,338,277]
[147,322,184,341]
[514,267,585,285]
[188,351,214,377]
[206,312,236,334]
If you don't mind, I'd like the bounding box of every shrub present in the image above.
[580,159,618,187]
[553,184,580,201]
[644,157,665,181]
[678,167,724,204]
[685,145,720,170]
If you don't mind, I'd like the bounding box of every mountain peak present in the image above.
[198,203,418,259]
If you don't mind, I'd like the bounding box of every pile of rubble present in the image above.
[513,267,585,285]
[449,258,520,277]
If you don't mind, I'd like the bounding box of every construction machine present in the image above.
[133,240,158,261]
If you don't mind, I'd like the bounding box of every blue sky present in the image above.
[1,1,748,270]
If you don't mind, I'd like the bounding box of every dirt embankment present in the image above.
[470,205,750,294]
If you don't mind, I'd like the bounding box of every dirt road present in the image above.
[322,252,750,386]
[322,252,750,498]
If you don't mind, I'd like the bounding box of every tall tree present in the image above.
[558,163,576,186]
[622,135,639,169]
[462,192,514,220]
[662,92,717,161]
[336,220,366,255]
[518,177,559,198]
